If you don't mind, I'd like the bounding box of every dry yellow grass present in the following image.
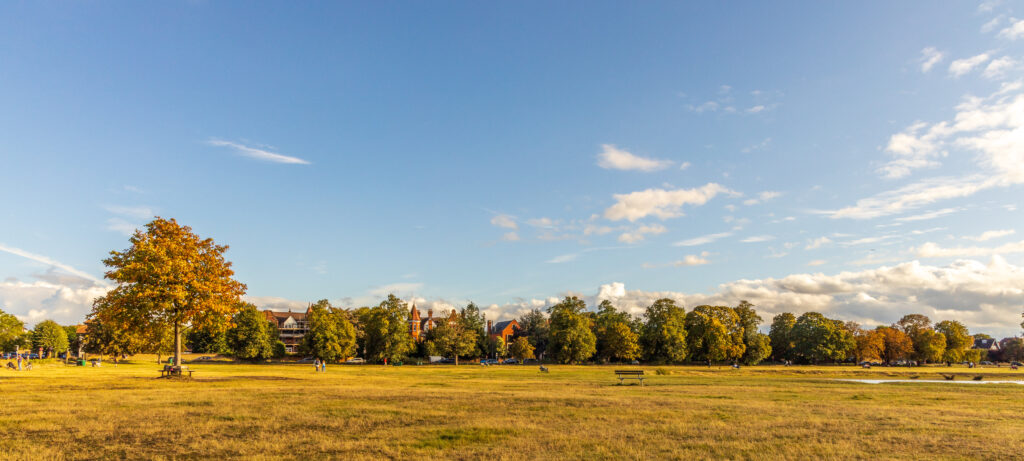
[1,356,1022,460]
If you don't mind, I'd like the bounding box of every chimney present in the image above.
[487,320,493,334]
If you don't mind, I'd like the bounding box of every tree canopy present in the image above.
[363,294,415,363]
[547,296,596,364]
[640,298,688,363]
[226,302,276,360]
[91,218,246,366]
[32,320,69,355]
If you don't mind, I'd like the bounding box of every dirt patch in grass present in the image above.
[192,375,300,382]
[413,427,512,450]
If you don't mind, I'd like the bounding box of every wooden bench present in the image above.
[160,365,193,378]
[614,370,644,386]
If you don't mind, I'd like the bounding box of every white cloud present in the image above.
[741,235,775,243]
[0,244,106,286]
[893,207,963,222]
[965,229,1015,241]
[526,217,556,228]
[978,0,1003,13]
[501,232,520,242]
[743,190,782,206]
[807,260,827,266]
[746,105,766,114]
[998,18,1024,40]
[546,254,578,264]
[244,295,309,312]
[679,161,691,171]
[674,252,710,266]
[0,279,109,327]
[207,139,311,165]
[368,282,424,298]
[829,175,999,220]
[916,239,1024,258]
[686,101,720,113]
[806,237,832,250]
[583,224,616,236]
[673,231,733,247]
[604,183,737,222]
[490,214,518,230]
[596,144,672,172]
[511,258,1021,337]
[948,53,991,77]
[983,56,1017,79]
[919,47,944,73]
[618,224,668,244]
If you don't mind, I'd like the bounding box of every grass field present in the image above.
[2,356,1023,460]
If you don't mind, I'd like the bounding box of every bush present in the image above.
[272,341,287,359]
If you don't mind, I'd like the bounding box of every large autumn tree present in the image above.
[91,218,246,367]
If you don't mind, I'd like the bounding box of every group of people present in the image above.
[4,355,32,371]
[313,358,327,372]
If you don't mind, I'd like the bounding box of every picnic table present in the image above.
[160,365,193,378]
[614,369,645,386]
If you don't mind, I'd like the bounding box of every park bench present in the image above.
[160,365,193,378]
[614,370,645,386]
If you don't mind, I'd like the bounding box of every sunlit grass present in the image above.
[1,355,1022,460]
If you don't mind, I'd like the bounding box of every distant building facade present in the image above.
[488,319,520,345]
[973,337,999,352]
[409,305,459,341]
[264,308,310,353]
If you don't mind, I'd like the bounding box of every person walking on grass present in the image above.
[17,354,22,371]
[321,360,326,373]
[313,358,320,373]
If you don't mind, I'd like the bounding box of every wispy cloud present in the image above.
[916,240,1024,258]
[998,18,1024,40]
[546,253,578,264]
[894,207,962,222]
[741,235,775,243]
[604,183,738,222]
[805,237,832,250]
[104,205,154,220]
[0,244,106,285]
[207,139,311,165]
[673,231,733,247]
[675,252,710,266]
[919,47,944,73]
[807,259,827,266]
[743,190,781,206]
[501,232,520,242]
[490,214,518,230]
[741,138,771,153]
[596,144,672,172]
[964,229,1015,242]
[948,52,991,77]
[618,224,667,244]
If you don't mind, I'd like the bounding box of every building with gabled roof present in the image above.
[488,319,520,345]
[264,308,311,353]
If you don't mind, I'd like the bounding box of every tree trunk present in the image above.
[454,355,459,366]
[174,322,182,367]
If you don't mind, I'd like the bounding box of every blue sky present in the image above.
[2,2,1023,336]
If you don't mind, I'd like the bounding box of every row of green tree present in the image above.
[768,312,1021,365]
[0,309,81,357]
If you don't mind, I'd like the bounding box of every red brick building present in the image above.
[488,319,520,345]
[263,308,310,353]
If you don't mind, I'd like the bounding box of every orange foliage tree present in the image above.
[91,217,246,366]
